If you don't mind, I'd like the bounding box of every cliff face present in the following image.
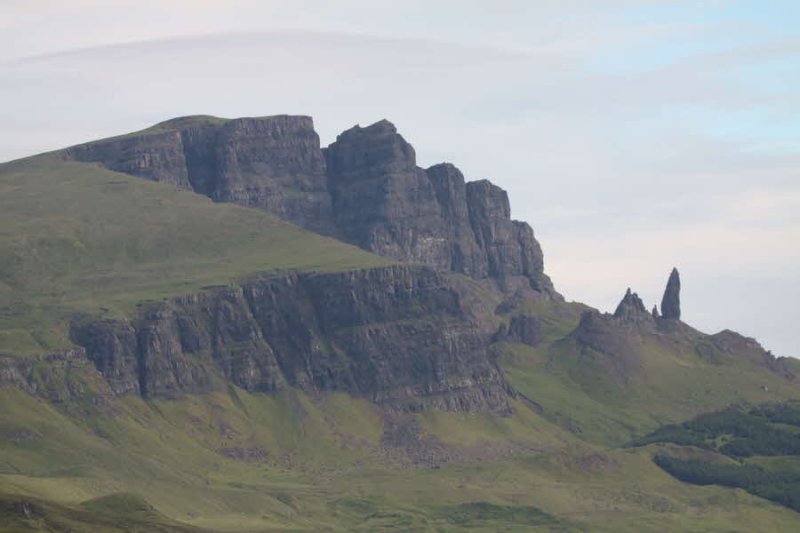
[326,121,553,291]
[326,121,447,267]
[66,115,555,293]
[67,265,511,412]
[67,129,192,189]
[69,116,335,234]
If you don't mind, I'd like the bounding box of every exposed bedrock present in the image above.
[68,265,513,412]
[613,288,652,324]
[69,116,334,234]
[661,267,681,320]
[67,115,556,294]
[325,121,554,292]
[0,349,111,402]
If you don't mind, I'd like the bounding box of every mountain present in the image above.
[1,115,799,532]
[66,115,555,293]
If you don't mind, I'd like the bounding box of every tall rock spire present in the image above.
[660,268,681,320]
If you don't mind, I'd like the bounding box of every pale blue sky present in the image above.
[1,1,798,356]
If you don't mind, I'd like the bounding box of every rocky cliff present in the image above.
[63,265,511,412]
[661,267,681,320]
[68,115,334,234]
[66,115,555,293]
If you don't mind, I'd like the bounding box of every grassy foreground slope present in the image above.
[0,153,388,356]
[3,384,800,533]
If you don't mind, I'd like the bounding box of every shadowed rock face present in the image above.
[613,288,652,324]
[70,320,140,396]
[661,268,681,320]
[326,121,447,267]
[68,265,512,413]
[67,115,556,294]
[493,314,542,347]
[325,120,554,292]
[69,116,334,235]
[68,130,192,188]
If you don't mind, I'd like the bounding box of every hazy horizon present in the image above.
[2,1,797,356]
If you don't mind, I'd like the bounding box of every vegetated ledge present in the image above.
[1,264,514,413]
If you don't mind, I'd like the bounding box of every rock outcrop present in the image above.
[69,265,512,412]
[613,288,652,324]
[69,115,335,234]
[493,314,542,347]
[661,268,681,320]
[68,129,192,188]
[0,349,111,402]
[326,121,553,291]
[66,115,555,293]
[70,320,141,396]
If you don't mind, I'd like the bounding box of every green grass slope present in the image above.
[1,138,800,531]
[0,153,389,356]
[0,490,213,533]
[498,303,800,446]
[3,384,800,532]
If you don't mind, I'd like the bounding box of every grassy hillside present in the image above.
[498,317,800,446]
[3,295,794,531]
[3,384,800,532]
[0,153,389,356]
[2,141,800,531]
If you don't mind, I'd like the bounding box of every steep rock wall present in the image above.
[68,116,334,234]
[66,115,556,293]
[68,265,512,412]
[326,121,554,292]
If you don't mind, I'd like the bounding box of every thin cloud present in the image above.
[0,3,797,357]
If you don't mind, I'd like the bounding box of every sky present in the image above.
[1,0,798,357]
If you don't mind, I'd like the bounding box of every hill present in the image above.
[0,152,388,356]
[1,116,799,531]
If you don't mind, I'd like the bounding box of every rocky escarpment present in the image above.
[561,270,796,385]
[68,116,334,234]
[493,314,542,347]
[326,121,553,291]
[66,115,555,293]
[0,349,111,402]
[68,265,512,413]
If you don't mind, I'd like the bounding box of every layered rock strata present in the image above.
[67,115,555,293]
[65,265,512,412]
